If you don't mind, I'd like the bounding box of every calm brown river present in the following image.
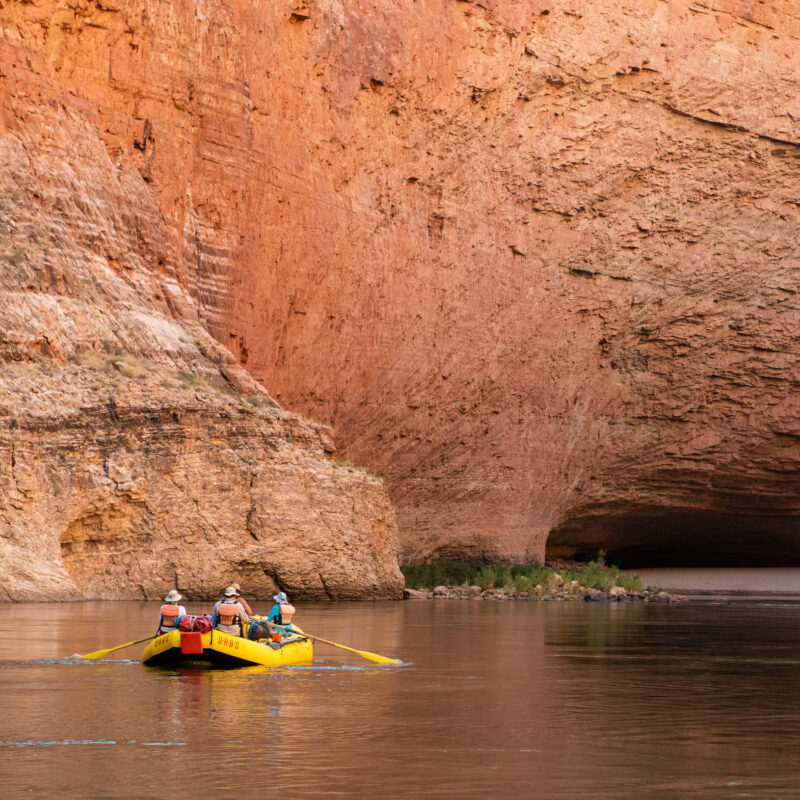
[2,600,800,799]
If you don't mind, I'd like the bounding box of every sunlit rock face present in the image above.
[0,85,402,603]
[1,0,799,571]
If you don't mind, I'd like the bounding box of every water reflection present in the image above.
[2,601,800,797]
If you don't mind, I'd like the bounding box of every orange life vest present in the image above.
[217,601,240,627]
[280,604,296,626]
[160,604,181,628]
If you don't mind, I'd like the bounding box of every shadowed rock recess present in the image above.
[2,1,800,580]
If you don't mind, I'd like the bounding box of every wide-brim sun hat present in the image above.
[165,590,182,602]
[273,591,289,604]
[224,586,238,597]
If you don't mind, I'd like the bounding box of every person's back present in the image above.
[159,590,186,634]
[213,586,249,636]
[267,591,296,640]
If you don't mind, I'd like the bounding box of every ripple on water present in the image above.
[0,740,188,748]
[25,657,140,666]
[284,664,395,671]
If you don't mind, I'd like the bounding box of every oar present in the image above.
[77,634,159,661]
[265,621,400,665]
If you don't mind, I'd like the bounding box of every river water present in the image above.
[2,600,800,799]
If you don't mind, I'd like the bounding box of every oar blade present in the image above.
[354,649,401,665]
[77,643,129,661]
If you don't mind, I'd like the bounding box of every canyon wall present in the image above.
[2,0,799,569]
[0,56,402,601]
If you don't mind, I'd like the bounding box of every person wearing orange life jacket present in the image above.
[211,586,250,636]
[158,590,186,634]
[266,592,297,642]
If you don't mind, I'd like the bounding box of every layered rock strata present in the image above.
[0,109,402,601]
[2,0,799,567]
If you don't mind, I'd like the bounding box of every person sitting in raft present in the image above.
[232,583,253,616]
[158,590,186,634]
[212,586,250,636]
[267,591,297,641]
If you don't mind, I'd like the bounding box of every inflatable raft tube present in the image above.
[142,627,313,668]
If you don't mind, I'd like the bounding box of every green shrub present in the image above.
[401,560,494,590]
[475,566,497,591]
[616,572,642,592]
[401,561,462,589]
[577,557,619,593]
[511,565,551,586]
[513,575,532,593]
[400,557,641,596]
[493,565,511,588]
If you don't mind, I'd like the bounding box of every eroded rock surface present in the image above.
[0,109,402,601]
[1,0,799,568]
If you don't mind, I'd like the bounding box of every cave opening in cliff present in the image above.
[545,505,800,568]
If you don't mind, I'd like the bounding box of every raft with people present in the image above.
[76,585,401,667]
[142,586,311,668]
[141,625,313,667]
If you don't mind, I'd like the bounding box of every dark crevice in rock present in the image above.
[318,572,333,600]
[9,418,16,470]
[245,474,258,541]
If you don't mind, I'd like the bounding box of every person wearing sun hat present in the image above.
[158,590,186,634]
[211,586,250,636]
[266,591,296,641]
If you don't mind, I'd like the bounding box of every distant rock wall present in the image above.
[2,0,799,568]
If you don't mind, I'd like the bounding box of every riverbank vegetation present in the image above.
[401,555,643,595]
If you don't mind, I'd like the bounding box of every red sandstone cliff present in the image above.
[2,0,799,571]
[0,74,402,602]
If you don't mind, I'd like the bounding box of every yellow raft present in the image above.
[142,625,313,668]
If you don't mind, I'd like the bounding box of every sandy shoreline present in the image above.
[637,568,800,595]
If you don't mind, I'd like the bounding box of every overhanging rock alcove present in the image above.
[546,504,800,569]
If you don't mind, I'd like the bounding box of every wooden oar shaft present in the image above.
[269,623,339,648]
[78,634,158,660]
